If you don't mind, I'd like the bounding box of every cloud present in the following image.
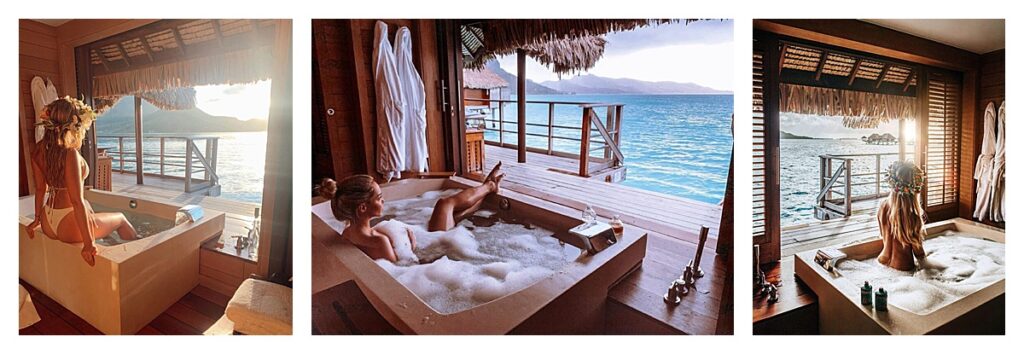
[604,20,733,53]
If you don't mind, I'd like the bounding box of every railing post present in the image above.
[159,137,165,176]
[118,137,124,172]
[604,106,614,161]
[211,138,219,180]
[819,156,826,208]
[826,157,833,201]
[547,102,554,155]
[204,138,213,181]
[845,159,853,216]
[876,154,881,196]
[498,101,504,146]
[184,138,193,192]
[615,105,623,166]
[579,107,592,177]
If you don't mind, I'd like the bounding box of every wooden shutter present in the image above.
[753,49,768,239]
[923,71,961,209]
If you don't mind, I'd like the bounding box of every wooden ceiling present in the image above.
[86,19,277,76]
[779,41,918,97]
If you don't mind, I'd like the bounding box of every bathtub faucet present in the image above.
[175,205,204,225]
[814,248,847,272]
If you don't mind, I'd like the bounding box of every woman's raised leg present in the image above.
[92,212,139,240]
[428,162,504,231]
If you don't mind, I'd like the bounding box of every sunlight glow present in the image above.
[194,80,272,121]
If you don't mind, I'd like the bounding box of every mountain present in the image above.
[541,74,730,95]
[95,98,266,134]
[781,131,814,139]
[485,61,561,95]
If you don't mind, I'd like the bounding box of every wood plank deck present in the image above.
[781,198,883,256]
[484,144,620,180]
[19,279,228,335]
[109,172,260,261]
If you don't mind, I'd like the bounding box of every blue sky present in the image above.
[497,20,734,91]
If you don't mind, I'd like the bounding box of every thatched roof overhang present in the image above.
[462,67,508,89]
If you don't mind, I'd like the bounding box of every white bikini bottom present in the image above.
[44,205,73,234]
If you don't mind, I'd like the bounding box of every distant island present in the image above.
[96,98,266,134]
[486,60,730,95]
[781,131,814,139]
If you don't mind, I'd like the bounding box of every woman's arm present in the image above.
[347,227,398,262]
[64,153,96,266]
[27,150,49,238]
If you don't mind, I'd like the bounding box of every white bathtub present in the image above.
[19,190,225,334]
[312,177,648,334]
[794,218,1004,334]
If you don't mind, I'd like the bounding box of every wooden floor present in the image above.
[484,145,621,180]
[781,198,884,256]
[19,279,229,335]
[109,172,260,260]
[482,146,721,245]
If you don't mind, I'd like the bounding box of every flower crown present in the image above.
[885,161,925,196]
[36,96,97,131]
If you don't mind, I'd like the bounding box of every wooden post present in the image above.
[604,106,614,161]
[876,154,882,196]
[547,102,554,154]
[184,138,193,192]
[516,48,526,163]
[118,137,124,172]
[159,137,165,176]
[579,107,592,177]
[204,138,213,181]
[898,118,906,161]
[845,159,853,216]
[819,156,826,207]
[498,99,505,145]
[615,105,623,166]
[134,97,144,184]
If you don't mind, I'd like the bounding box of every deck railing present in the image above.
[464,98,624,178]
[815,152,898,220]
[97,134,221,194]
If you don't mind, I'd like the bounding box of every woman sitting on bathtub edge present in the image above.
[26,97,138,266]
[321,163,504,262]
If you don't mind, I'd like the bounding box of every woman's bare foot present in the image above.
[484,161,503,183]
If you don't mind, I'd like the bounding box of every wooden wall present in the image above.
[19,20,61,196]
[311,19,448,185]
[961,49,1005,223]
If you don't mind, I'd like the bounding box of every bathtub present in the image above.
[312,177,648,334]
[794,218,1004,334]
[19,189,225,334]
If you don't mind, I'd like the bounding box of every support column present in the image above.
[516,49,526,163]
[134,96,144,185]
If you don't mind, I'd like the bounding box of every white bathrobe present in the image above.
[394,27,429,173]
[973,102,997,221]
[990,101,1006,222]
[372,21,405,182]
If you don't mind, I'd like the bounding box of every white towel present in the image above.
[372,21,406,182]
[974,102,997,221]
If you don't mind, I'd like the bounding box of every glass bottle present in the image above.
[582,204,597,225]
[610,215,624,237]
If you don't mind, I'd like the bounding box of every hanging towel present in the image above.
[973,102,997,221]
[372,21,406,182]
[30,77,59,143]
[990,101,1006,222]
[394,26,429,173]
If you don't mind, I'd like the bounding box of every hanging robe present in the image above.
[372,21,405,182]
[394,26,428,172]
[30,77,59,143]
[990,101,1006,222]
[973,102,996,221]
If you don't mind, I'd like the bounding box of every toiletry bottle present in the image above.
[582,204,597,225]
[610,215,624,237]
[875,288,888,312]
[860,281,873,307]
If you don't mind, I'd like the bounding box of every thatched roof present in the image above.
[86,19,277,110]
[462,19,690,75]
[462,67,508,89]
[780,83,919,129]
[780,42,918,93]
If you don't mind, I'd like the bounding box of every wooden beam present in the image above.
[89,29,276,76]
[777,43,789,76]
[138,36,155,62]
[93,49,110,71]
[814,50,828,80]
[848,58,862,85]
[754,19,980,71]
[516,48,526,163]
[115,43,131,67]
[875,63,891,88]
[903,70,915,92]
[211,19,224,46]
[171,27,187,55]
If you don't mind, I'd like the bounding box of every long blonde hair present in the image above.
[882,161,926,249]
[38,97,96,188]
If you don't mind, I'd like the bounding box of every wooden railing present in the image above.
[465,98,624,178]
[815,152,898,220]
[97,134,221,194]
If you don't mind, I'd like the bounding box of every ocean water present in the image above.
[98,131,267,203]
[780,139,903,226]
[482,94,733,204]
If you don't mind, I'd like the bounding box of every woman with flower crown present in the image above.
[876,160,928,271]
[26,97,138,266]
